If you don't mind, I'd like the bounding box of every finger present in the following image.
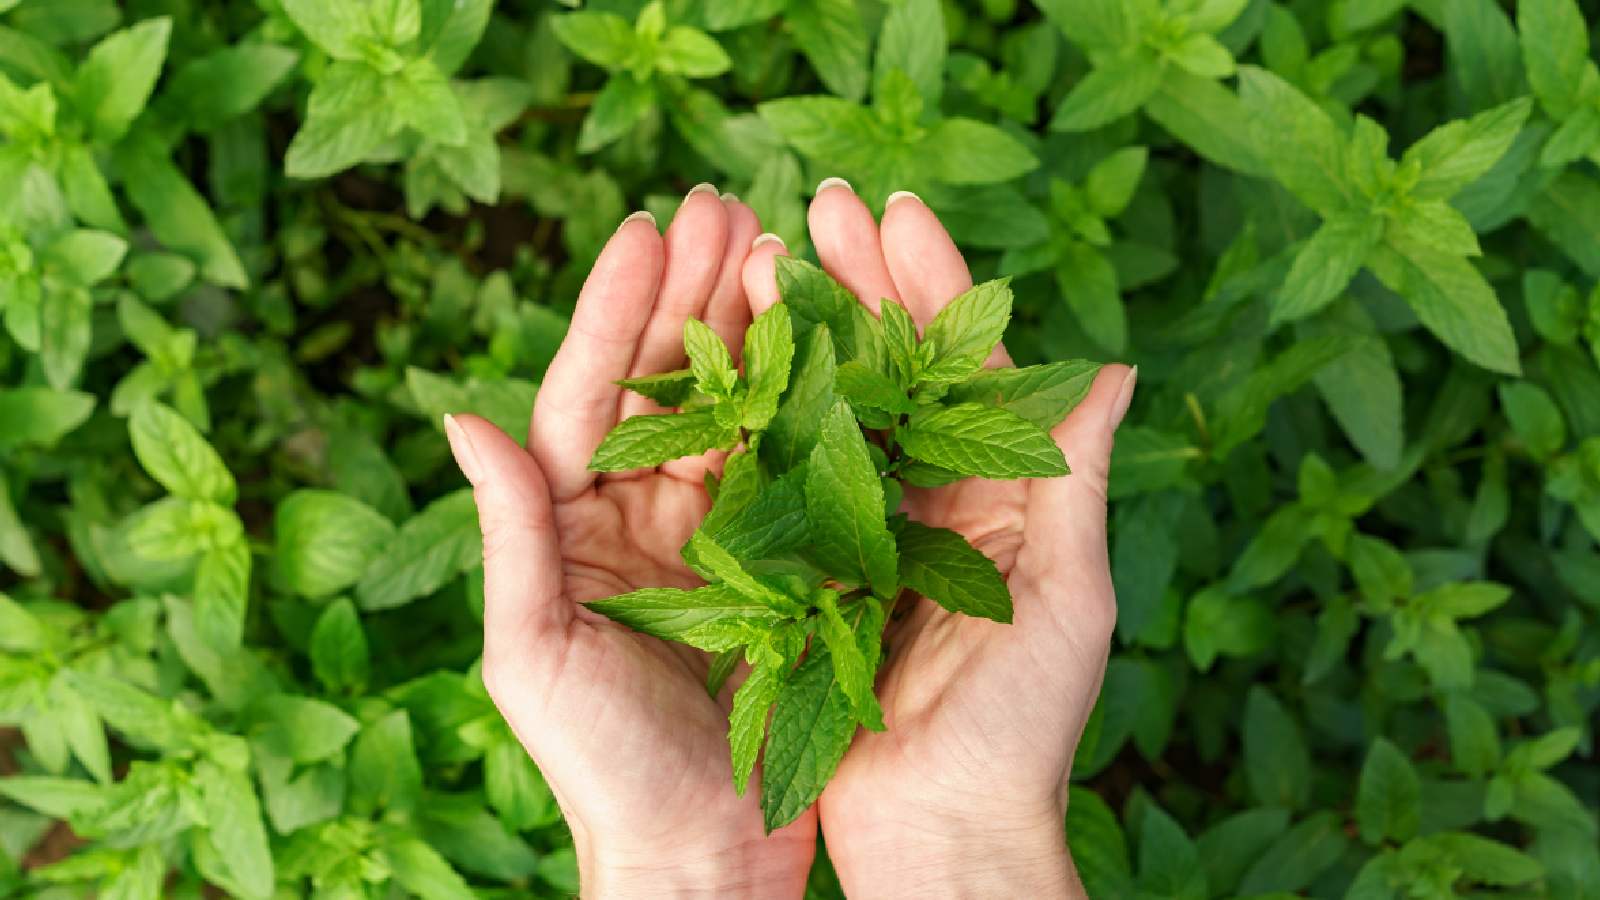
[808,178,899,313]
[620,184,730,420]
[879,191,971,326]
[660,195,760,481]
[879,190,1012,367]
[704,196,761,356]
[529,212,664,500]
[445,414,569,685]
[1014,365,1137,621]
[742,233,789,316]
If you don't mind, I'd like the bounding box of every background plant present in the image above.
[0,0,1596,897]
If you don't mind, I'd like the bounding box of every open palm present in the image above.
[740,184,1132,895]
[445,190,816,894]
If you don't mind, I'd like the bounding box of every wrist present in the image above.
[824,801,1080,899]
[577,830,813,899]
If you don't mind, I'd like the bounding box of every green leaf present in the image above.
[1498,382,1566,458]
[805,401,899,597]
[1237,811,1348,894]
[743,304,795,430]
[1143,68,1265,175]
[834,360,915,417]
[685,531,805,615]
[119,149,249,288]
[920,278,1013,380]
[1051,50,1163,131]
[275,490,397,600]
[1195,808,1291,897]
[550,11,636,69]
[1518,0,1593,119]
[1066,786,1135,897]
[0,386,94,449]
[310,598,371,694]
[1236,66,1352,215]
[280,0,370,60]
[762,324,837,472]
[579,73,655,154]
[1243,686,1310,810]
[383,835,474,900]
[39,286,90,390]
[162,43,300,131]
[196,539,250,651]
[760,641,856,832]
[356,489,481,610]
[684,318,738,397]
[1302,299,1405,470]
[943,361,1101,431]
[1166,31,1234,78]
[129,402,236,504]
[705,467,812,561]
[1355,738,1421,844]
[617,368,697,407]
[351,710,423,814]
[927,118,1038,185]
[1444,693,1500,777]
[586,584,783,644]
[785,0,870,101]
[251,695,360,764]
[589,408,736,471]
[1273,211,1384,324]
[1404,97,1533,201]
[194,762,274,900]
[895,521,1011,622]
[1056,241,1125,353]
[899,403,1068,479]
[1375,233,1520,375]
[816,592,884,730]
[1085,147,1147,218]
[874,0,946,105]
[43,229,126,286]
[394,60,468,146]
[657,27,730,77]
[75,17,170,142]
[729,649,785,796]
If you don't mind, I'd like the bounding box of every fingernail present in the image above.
[617,210,655,232]
[719,191,740,203]
[885,190,921,208]
[752,232,786,250]
[684,182,717,202]
[816,176,853,194]
[1108,366,1138,432]
[443,414,483,483]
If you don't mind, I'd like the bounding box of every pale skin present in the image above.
[443,180,1134,898]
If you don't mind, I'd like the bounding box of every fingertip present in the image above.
[879,192,973,327]
[742,235,788,315]
[808,186,898,312]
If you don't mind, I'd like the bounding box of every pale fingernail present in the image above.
[752,232,786,250]
[442,414,483,484]
[684,182,718,202]
[885,190,921,208]
[1108,366,1138,432]
[816,176,853,194]
[617,210,656,232]
[719,191,740,203]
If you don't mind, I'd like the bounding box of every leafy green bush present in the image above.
[0,0,1596,896]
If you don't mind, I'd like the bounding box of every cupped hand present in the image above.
[741,184,1134,898]
[444,188,816,898]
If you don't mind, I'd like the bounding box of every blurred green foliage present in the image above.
[0,0,1598,896]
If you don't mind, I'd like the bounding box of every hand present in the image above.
[444,188,816,898]
[740,183,1134,898]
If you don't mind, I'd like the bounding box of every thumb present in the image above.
[443,414,570,676]
[1018,364,1136,584]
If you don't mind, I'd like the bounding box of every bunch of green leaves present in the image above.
[586,258,1097,829]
